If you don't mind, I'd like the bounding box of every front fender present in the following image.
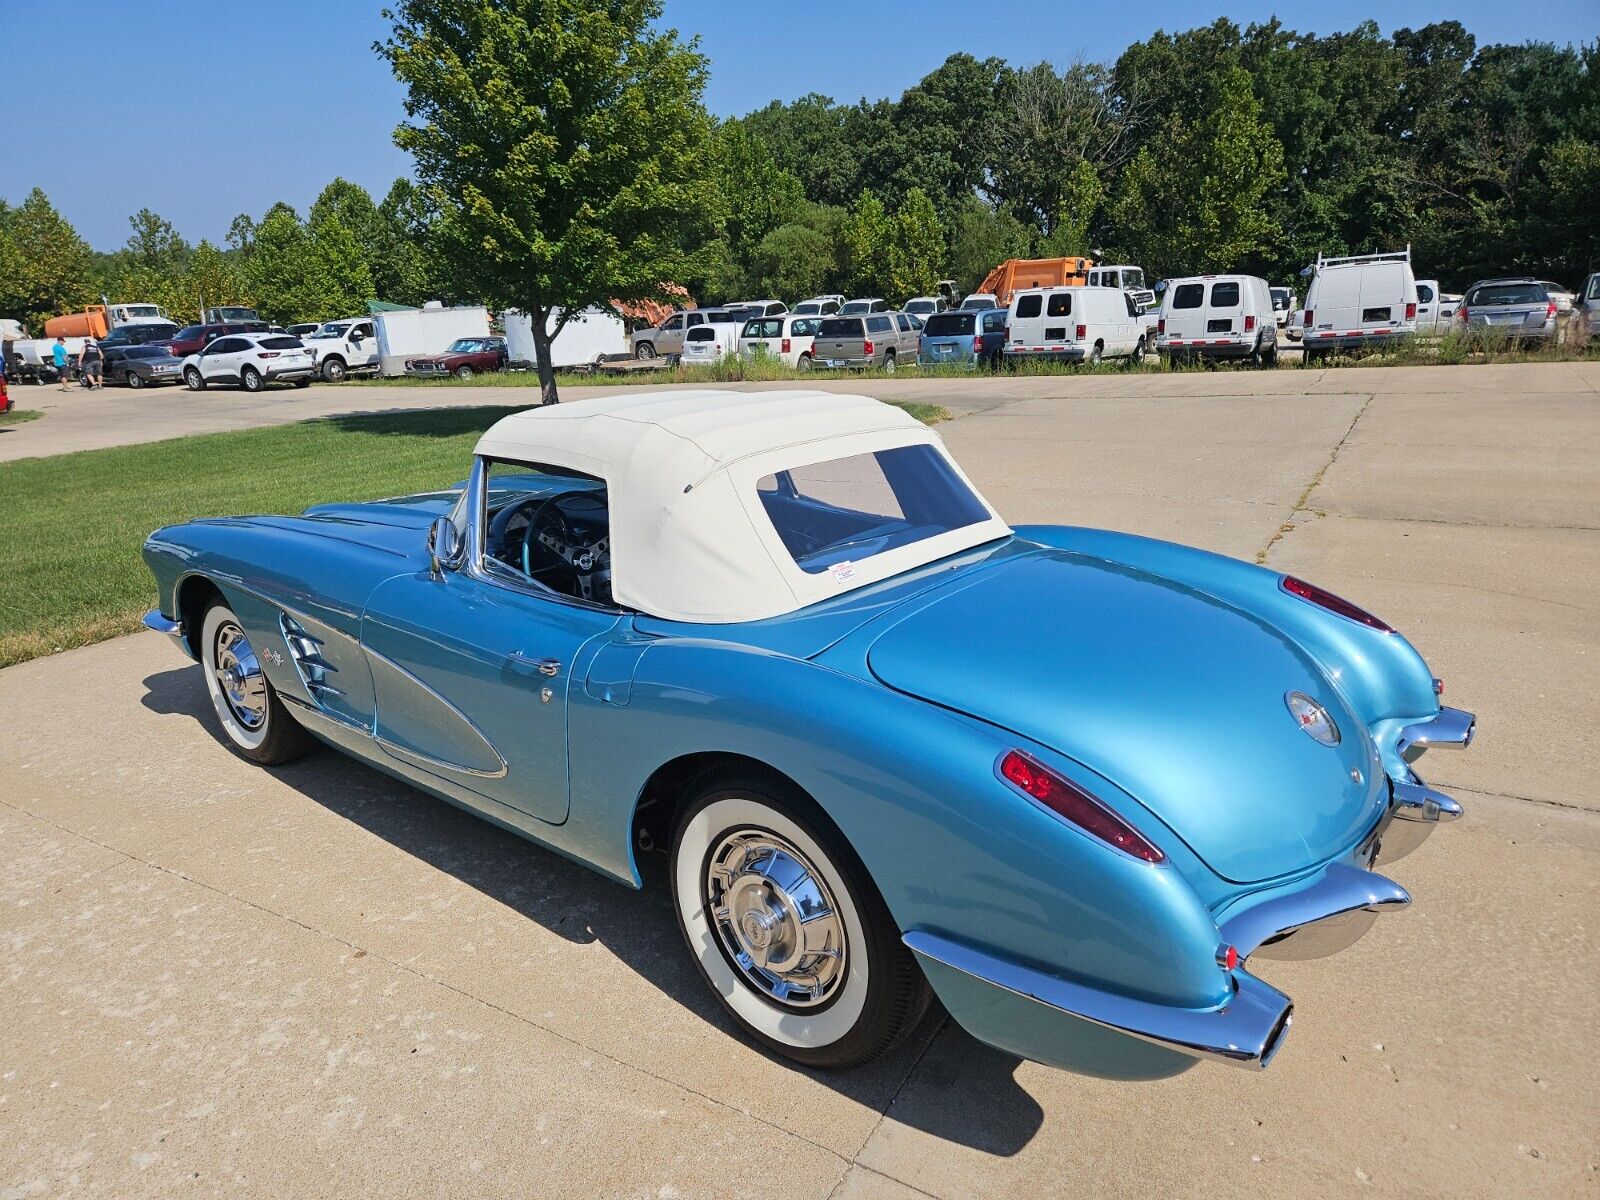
[566,636,1234,1016]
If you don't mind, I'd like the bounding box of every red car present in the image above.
[404,336,508,379]
[159,321,271,359]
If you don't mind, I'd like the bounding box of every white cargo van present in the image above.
[1156,275,1278,363]
[1301,249,1418,358]
[1004,286,1147,364]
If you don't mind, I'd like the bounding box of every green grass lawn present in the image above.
[1,408,43,425]
[0,398,947,669]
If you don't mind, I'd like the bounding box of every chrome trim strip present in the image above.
[142,609,184,637]
[1219,864,1410,962]
[1390,779,1464,824]
[1398,706,1476,758]
[362,644,510,780]
[904,931,1293,1071]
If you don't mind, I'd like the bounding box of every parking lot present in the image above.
[3,362,1598,1198]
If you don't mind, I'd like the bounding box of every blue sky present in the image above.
[1,2,1585,250]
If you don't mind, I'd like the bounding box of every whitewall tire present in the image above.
[199,601,314,765]
[671,779,929,1068]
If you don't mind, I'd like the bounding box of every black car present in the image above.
[104,344,186,389]
[99,322,181,349]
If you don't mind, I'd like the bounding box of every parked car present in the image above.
[810,312,919,370]
[959,293,1000,311]
[142,389,1474,1074]
[738,315,821,368]
[160,321,271,360]
[839,298,889,315]
[285,323,321,338]
[792,295,844,317]
[1301,249,1418,360]
[918,308,1008,368]
[904,296,947,319]
[729,300,788,318]
[630,308,740,361]
[1007,286,1150,364]
[1269,288,1295,329]
[303,318,380,381]
[404,336,509,379]
[1158,276,1280,364]
[181,333,315,392]
[1538,281,1575,314]
[1456,278,1558,341]
[680,323,740,364]
[1085,265,1157,313]
[103,344,185,389]
[99,321,181,349]
[1411,280,1462,335]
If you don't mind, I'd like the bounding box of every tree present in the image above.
[380,0,720,404]
[1038,161,1104,258]
[182,241,252,325]
[243,205,374,324]
[374,178,444,305]
[840,192,893,298]
[1109,67,1285,276]
[887,188,945,301]
[0,189,95,332]
[310,179,388,296]
[947,197,1031,292]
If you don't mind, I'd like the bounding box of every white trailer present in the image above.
[372,304,492,377]
[504,308,628,368]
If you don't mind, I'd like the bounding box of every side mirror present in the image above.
[428,516,465,575]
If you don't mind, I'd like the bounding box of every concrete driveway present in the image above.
[2,363,1597,1197]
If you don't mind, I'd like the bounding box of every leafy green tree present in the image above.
[887,188,945,301]
[750,222,831,301]
[1039,161,1104,257]
[742,93,860,208]
[180,240,252,326]
[714,123,805,262]
[374,178,445,305]
[243,205,373,324]
[0,188,96,331]
[840,192,893,298]
[947,197,1031,292]
[1110,67,1285,276]
[380,0,720,404]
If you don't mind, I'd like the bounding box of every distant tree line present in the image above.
[1,16,1594,341]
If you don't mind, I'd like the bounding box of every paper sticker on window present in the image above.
[830,561,856,582]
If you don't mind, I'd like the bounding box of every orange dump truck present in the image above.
[45,306,111,339]
[973,257,1094,307]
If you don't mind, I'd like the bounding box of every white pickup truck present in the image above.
[302,317,380,382]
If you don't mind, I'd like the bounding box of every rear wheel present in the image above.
[184,367,206,391]
[670,778,930,1069]
[126,371,145,390]
[797,353,813,371]
[240,365,264,392]
[198,601,315,765]
[293,377,311,389]
[882,351,897,374]
[1089,342,1103,364]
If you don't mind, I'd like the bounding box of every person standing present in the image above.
[80,338,104,389]
[52,336,72,391]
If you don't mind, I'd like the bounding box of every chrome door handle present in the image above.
[510,652,561,677]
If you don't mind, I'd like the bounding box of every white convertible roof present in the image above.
[474,390,1010,622]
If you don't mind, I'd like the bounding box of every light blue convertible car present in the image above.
[142,391,1474,1075]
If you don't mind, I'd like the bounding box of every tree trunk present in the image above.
[532,308,559,404]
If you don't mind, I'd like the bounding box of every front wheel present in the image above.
[671,779,930,1069]
[635,342,656,361]
[184,367,206,391]
[321,358,347,383]
[455,364,475,380]
[198,601,315,765]
[1129,337,1146,365]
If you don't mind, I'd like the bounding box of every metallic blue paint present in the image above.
[141,474,1468,1075]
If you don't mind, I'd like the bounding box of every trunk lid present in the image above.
[865,550,1384,883]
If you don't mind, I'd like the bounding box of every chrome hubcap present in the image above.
[213,622,267,730]
[704,829,847,1008]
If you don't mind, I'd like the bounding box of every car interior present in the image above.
[483,466,613,605]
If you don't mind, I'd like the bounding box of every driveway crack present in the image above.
[1256,393,1374,564]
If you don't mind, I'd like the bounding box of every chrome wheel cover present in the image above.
[213,622,267,731]
[704,829,848,1009]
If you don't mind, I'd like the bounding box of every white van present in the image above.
[1301,249,1418,358]
[680,323,739,364]
[1004,286,1148,364]
[738,314,821,368]
[1156,275,1279,363]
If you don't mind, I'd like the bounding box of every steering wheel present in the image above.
[519,490,611,602]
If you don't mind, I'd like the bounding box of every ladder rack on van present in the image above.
[1313,246,1411,270]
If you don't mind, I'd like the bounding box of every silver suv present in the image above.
[1458,278,1557,341]
[810,312,921,371]
[631,309,741,360]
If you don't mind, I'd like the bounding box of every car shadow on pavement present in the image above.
[141,663,1048,1155]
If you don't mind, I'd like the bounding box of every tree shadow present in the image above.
[317,405,532,439]
[141,661,1049,1156]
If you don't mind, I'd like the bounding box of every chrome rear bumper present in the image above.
[905,930,1294,1071]
[1221,863,1410,962]
[1398,706,1476,759]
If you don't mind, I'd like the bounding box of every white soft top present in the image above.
[475,390,1010,623]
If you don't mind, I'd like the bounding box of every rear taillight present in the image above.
[1074,324,1086,340]
[862,338,874,355]
[1244,315,1256,332]
[1457,306,1468,322]
[1281,575,1395,634]
[257,351,280,359]
[1304,308,1314,328]
[781,337,791,353]
[999,750,1164,862]
[1157,317,1166,335]
[1405,302,1417,321]
[1547,302,1557,319]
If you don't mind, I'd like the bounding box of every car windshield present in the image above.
[123,306,161,317]
[757,444,992,574]
[960,297,996,310]
[840,302,871,314]
[1587,276,1600,302]
[817,318,864,338]
[906,300,936,313]
[173,325,205,339]
[924,312,976,336]
[1271,288,1292,305]
[308,323,352,339]
[447,339,481,352]
[793,303,820,315]
[1122,270,1145,289]
[1468,283,1545,306]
